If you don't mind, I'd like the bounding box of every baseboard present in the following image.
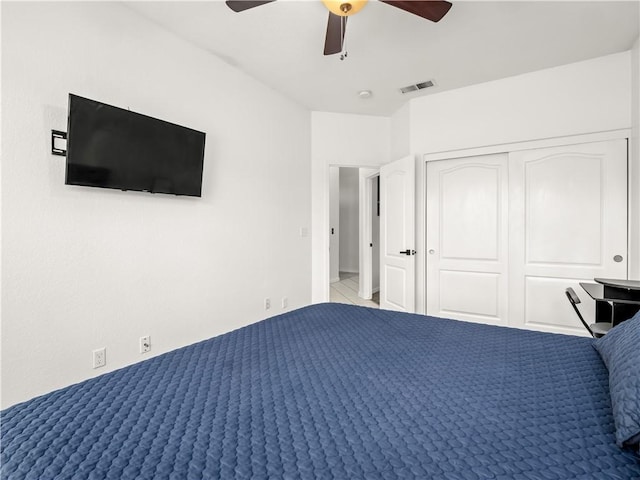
[330,277,341,284]
[340,269,359,274]
[359,287,378,299]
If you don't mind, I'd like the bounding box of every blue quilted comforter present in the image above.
[2,303,639,479]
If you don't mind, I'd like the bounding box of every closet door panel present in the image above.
[426,154,509,326]
[509,139,627,335]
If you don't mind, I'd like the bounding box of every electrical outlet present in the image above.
[140,335,151,354]
[264,298,271,310]
[93,348,106,369]
[282,297,288,309]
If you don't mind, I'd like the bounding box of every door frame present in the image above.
[315,163,381,303]
[359,169,380,299]
[329,167,341,284]
[417,129,633,315]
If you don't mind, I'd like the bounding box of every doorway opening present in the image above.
[329,166,379,308]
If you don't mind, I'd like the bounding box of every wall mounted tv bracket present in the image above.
[51,130,67,156]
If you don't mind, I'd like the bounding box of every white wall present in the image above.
[338,168,359,273]
[2,2,311,408]
[631,37,640,280]
[409,52,632,154]
[390,102,410,161]
[311,112,391,166]
[0,2,4,408]
[311,112,389,302]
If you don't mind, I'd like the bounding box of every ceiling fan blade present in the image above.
[225,1,276,13]
[379,1,452,22]
[324,12,347,56]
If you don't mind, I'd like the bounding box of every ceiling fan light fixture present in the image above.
[322,0,368,17]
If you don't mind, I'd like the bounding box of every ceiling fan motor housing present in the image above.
[322,0,368,16]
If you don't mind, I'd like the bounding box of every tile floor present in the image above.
[330,272,379,308]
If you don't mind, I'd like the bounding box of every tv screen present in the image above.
[65,94,205,197]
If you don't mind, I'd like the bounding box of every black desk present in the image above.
[580,279,640,326]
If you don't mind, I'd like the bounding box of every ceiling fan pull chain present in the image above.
[340,20,347,61]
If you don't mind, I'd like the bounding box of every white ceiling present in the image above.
[125,1,639,116]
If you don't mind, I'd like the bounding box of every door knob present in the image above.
[613,255,623,263]
[428,249,435,255]
[399,250,416,256]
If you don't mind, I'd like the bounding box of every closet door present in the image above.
[426,154,509,326]
[508,140,627,335]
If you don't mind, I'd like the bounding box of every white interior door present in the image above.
[426,154,509,325]
[380,156,415,312]
[509,140,628,334]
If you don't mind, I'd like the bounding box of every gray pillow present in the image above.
[593,310,640,448]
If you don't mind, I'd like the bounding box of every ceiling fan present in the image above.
[225,0,452,58]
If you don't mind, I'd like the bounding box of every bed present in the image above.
[2,303,639,479]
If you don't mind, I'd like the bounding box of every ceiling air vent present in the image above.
[400,80,435,94]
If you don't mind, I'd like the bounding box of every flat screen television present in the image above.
[65,94,206,197]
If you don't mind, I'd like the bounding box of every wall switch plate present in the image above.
[93,348,106,369]
[282,297,288,309]
[140,335,151,354]
[264,298,271,310]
